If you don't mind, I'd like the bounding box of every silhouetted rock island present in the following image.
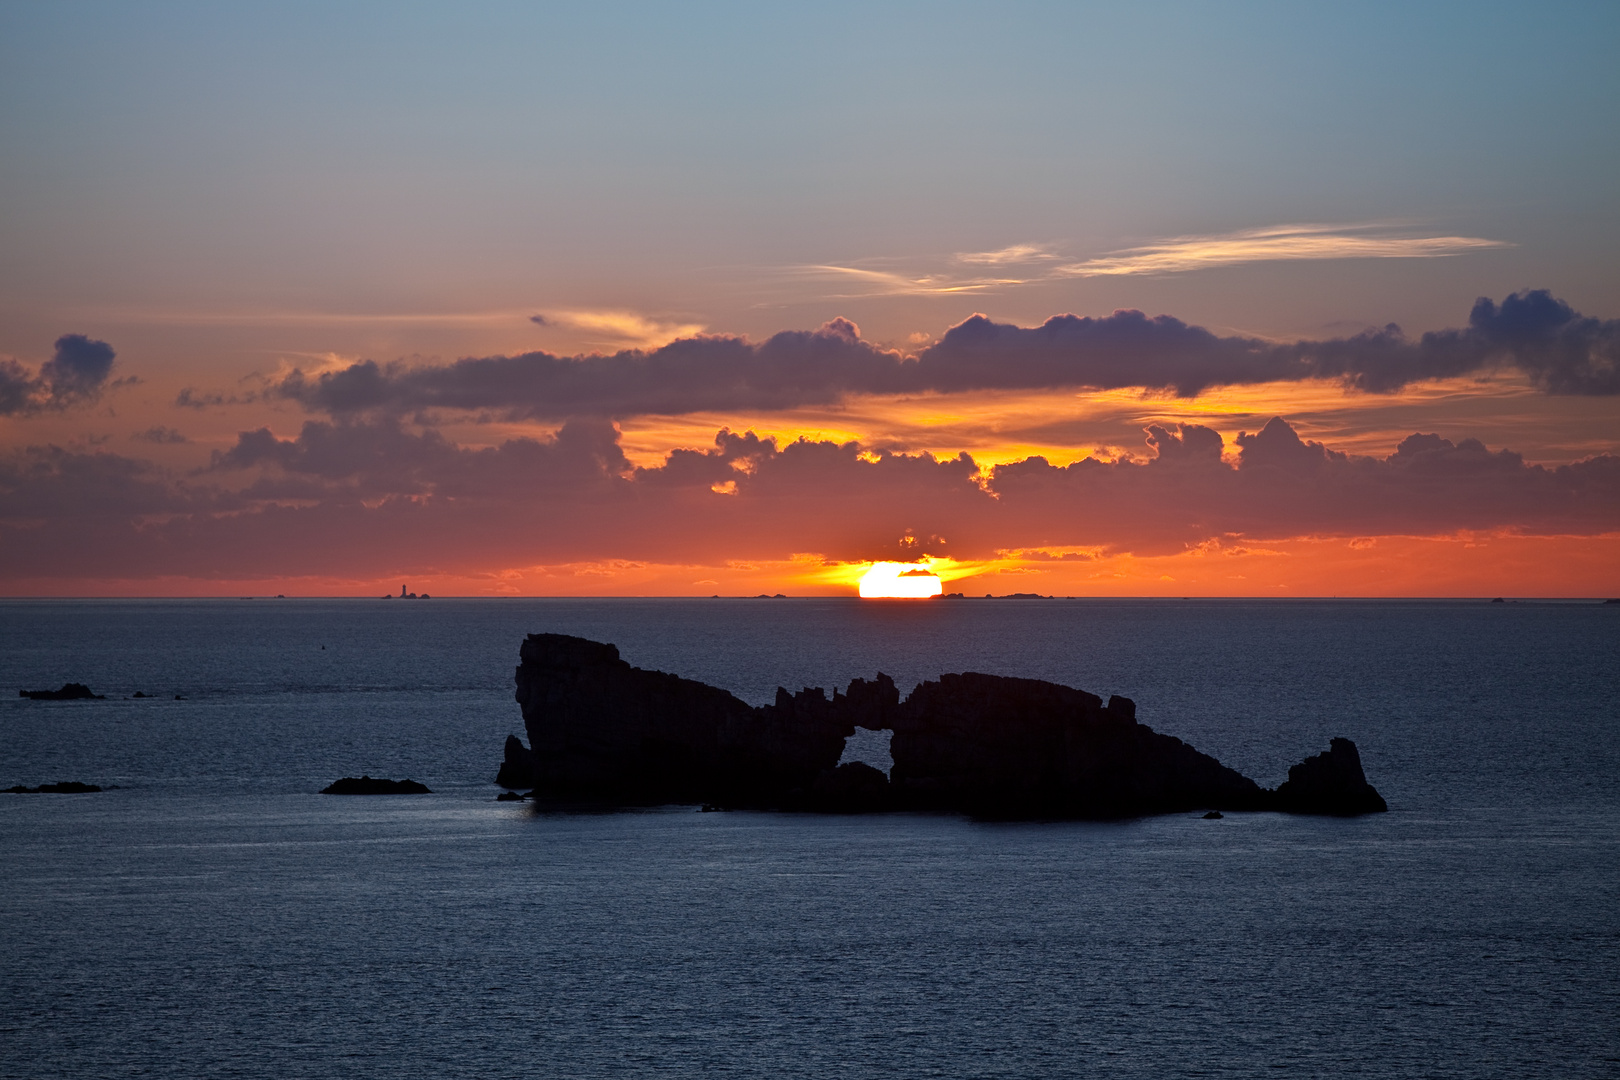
[498,634,1387,819]
[19,683,104,700]
[321,776,432,794]
[4,781,103,794]
[1273,737,1388,815]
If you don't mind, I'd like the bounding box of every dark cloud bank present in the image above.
[0,335,118,415]
[4,416,1615,582]
[242,291,1619,422]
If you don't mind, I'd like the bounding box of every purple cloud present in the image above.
[0,334,119,415]
[4,416,1615,583]
[231,292,1620,425]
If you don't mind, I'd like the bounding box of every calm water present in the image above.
[2,599,1617,1077]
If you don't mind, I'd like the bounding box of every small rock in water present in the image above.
[320,775,432,795]
[5,781,103,794]
[496,791,525,802]
[19,683,104,700]
[1203,810,1224,819]
[1273,738,1388,815]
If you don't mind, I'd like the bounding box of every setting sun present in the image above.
[858,562,945,599]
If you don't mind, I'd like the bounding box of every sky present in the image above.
[2,0,1617,597]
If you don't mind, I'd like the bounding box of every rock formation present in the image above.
[4,781,103,794]
[1273,737,1389,815]
[320,776,431,794]
[19,683,104,700]
[508,635,847,807]
[886,673,1268,817]
[500,633,1387,818]
[495,734,538,789]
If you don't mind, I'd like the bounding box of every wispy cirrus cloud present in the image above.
[61,304,703,351]
[790,223,1510,300]
[1054,223,1512,277]
[951,243,1059,266]
[530,309,706,350]
[792,264,1027,297]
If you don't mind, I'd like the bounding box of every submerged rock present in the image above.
[19,683,104,700]
[320,775,431,795]
[1273,737,1388,815]
[503,633,1387,818]
[4,781,103,794]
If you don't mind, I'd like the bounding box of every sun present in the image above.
[858,562,944,598]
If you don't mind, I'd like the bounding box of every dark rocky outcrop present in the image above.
[502,633,1387,819]
[320,776,431,794]
[510,635,848,807]
[1273,737,1388,815]
[20,683,104,700]
[4,781,103,794]
[809,761,894,813]
[884,674,1268,818]
[496,734,538,790]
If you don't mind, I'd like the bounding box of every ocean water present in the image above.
[1,598,1617,1077]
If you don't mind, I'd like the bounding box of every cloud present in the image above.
[787,223,1508,299]
[132,426,190,444]
[794,264,1027,296]
[1458,290,1619,395]
[234,291,1619,423]
[952,243,1058,266]
[267,317,915,418]
[531,309,707,350]
[916,308,1302,397]
[0,334,119,415]
[42,335,117,398]
[175,388,236,409]
[0,361,34,415]
[0,443,210,523]
[989,418,1620,553]
[209,416,632,501]
[1054,223,1511,277]
[4,416,1615,584]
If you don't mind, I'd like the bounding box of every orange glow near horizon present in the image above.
[3,531,1615,598]
[858,563,946,598]
[597,372,1620,474]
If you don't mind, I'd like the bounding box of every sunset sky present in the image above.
[2,1,1617,596]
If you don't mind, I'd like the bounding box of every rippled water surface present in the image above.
[3,599,1618,1077]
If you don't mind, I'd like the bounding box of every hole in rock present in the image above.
[837,727,894,777]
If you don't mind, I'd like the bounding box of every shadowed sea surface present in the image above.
[2,598,1617,1077]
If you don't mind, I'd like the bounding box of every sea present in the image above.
[2,598,1617,1078]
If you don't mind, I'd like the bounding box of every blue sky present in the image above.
[4,0,1616,356]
